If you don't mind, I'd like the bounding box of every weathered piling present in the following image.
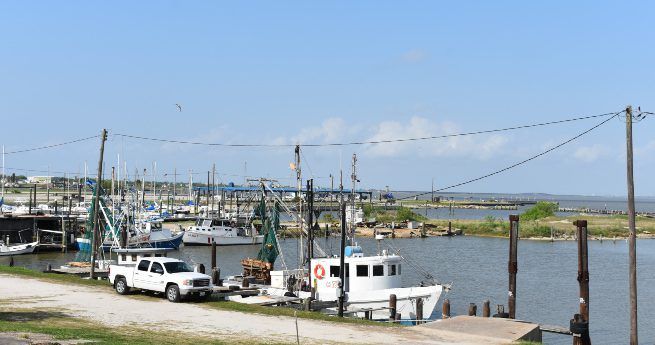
[493,305,509,318]
[197,263,205,274]
[571,220,591,345]
[9,256,14,267]
[242,278,250,288]
[211,240,217,270]
[483,300,491,317]
[508,215,519,319]
[442,299,451,319]
[389,294,397,322]
[212,268,221,286]
[416,298,424,324]
[468,303,477,316]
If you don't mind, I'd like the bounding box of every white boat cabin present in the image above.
[309,246,402,301]
[188,218,250,237]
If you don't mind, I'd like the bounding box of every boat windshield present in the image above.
[163,262,193,273]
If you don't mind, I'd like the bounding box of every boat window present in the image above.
[345,265,349,277]
[195,219,203,226]
[131,254,137,261]
[203,220,212,227]
[398,264,401,275]
[330,265,340,277]
[155,254,162,257]
[121,254,126,262]
[356,265,368,277]
[372,265,384,277]
[137,260,150,271]
[150,262,164,274]
[389,264,396,276]
[144,254,151,257]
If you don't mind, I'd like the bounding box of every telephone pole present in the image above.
[90,129,107,279]
[626,105,638,345]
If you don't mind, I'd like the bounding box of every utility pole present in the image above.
[626,105,638,345]
[90,129,107,279]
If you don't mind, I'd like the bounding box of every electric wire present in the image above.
[397,110,624,201]
[4,135,100,155]
[113,111,620,148]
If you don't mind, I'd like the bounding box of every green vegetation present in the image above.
[521,202,558,221]
[0,309,260,345]
[0,266,109,289]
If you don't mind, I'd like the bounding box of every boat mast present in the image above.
[338,169,346,317]
[295,145,303,268]
[350,153,357,246]
[1,145,5,205]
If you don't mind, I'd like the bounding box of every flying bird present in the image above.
[175,104,182,112]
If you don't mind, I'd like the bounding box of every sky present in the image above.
[1,1,654,196]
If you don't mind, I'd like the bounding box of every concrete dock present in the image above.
[418,316,542,343]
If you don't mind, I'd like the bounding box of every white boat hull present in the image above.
[0,241,38,256]
[183,231,264,246]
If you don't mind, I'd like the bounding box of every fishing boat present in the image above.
[0,241,38,256]
[182,218,263,246]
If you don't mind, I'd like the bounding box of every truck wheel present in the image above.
[115,277,130,295]
[166,284,181,303]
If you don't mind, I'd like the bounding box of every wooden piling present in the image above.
[508,214,519,319]
[389,294,397,322]
[468,303,477,316]
[9,256,14,267]
[198,263,205,274]
[416,298,424,324]
[483,300,491,317]
[212,268,220,285]
[242,277,249,288]
[211,240,217,270]
[442,299,451,319]
[574,220,590,322]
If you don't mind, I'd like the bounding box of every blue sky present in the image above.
[1,1,654,195]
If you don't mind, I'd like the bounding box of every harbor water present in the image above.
[2,236,653,344]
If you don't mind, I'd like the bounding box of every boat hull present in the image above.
[183,231,264,246]
[0,241,38,256]
[77,232,184,252]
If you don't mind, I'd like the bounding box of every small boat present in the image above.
[0,241,38,256]
[183,218,263,246]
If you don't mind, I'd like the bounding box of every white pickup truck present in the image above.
[109,257,213,302]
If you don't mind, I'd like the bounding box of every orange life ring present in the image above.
[314,264,326,280]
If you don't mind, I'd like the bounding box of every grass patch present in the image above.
[0,309,266,345]
[0,265,109,288]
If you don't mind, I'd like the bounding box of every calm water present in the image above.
[2,236,653,345]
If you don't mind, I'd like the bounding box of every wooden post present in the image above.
[198,263,205,274]
[508,215,519,319]
[574,220,590,321]
[468,303,477,316]
[625,105,638,345]
[389,294,397,322]
[211,240,217,270]
[90,129,107,280]
[442,299,451,319]
[483,300,491,317]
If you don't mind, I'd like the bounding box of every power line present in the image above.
[113,111,619,148]
[397,110,624,200]
[4,135,100,155]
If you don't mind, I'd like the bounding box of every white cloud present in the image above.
[273,118,356,146]
[401,49,428,63]
[364,116,508,160]
[573,144,607,162]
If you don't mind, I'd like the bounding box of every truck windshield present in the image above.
[164,262,193,273]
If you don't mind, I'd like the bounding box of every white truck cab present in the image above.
[108,249,213,302]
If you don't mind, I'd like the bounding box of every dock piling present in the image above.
[9,256,14,267]
[416,298,424,324]
[389,294,397,322]
[197,264,205,274]
[468,303,477,316]
[211,240,217,270]
[483,300,491,317]
[508,215,519,319]
[442,299,451,319]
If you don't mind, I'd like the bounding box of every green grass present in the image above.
[0,309,272,345]
[0,265,109,288]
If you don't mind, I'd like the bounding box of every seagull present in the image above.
[175,104,182,112]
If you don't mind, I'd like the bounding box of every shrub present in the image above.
[521,202,558,221]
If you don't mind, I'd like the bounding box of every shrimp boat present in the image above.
[182,218,263,246]
[231,181,445,321]
[0,241,38,256]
